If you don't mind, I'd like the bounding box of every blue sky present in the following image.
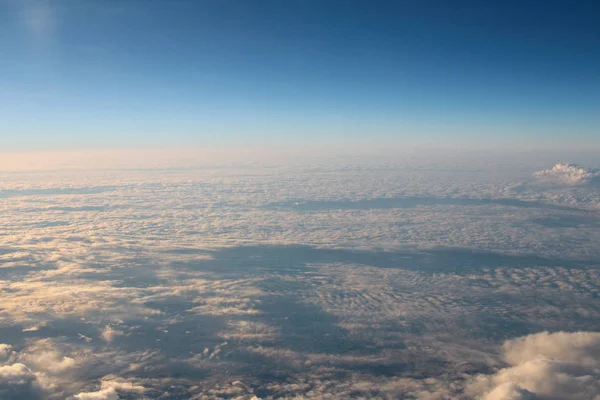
[1,0,599,150]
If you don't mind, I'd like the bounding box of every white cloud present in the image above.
[22,323,45,332]
[468,331,600,400]
[218,320,279,341]
[0,344,15,362]
[482,382,536,400]
[502,330,600,367]
[17,339,77,374]
[0,363,47,399]
[100,377,146,393]
[101,326,125,343]
[534,163,600,185]
[72,387,119,400]
[0,363,36,384]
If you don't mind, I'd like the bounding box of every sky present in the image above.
[1,0,599,150]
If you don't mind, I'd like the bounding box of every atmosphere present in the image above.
[1,0,599,149]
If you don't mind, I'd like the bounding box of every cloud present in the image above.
[0,363,36,384]
[468,331,600,400]
[1,157,600,398]
[502,331,600,367]
[22,322,46,332]
[101,326,125,343]
[482,383,536,400]
[100,377,146,393]
[0,344,16,362]
[0,363,45,399]
[534,163,600,185]
[17,339,77,374]
[72,387,119,400]
[218,320,279,341]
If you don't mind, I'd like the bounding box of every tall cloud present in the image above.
[534,163,600,185]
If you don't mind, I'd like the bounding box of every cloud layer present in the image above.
[0,158,599,398]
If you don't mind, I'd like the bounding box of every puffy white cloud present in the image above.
[72,387,119,400]
[502,331,600,367]
[17,339,77,374]
[482,382,536,400]
[468,331,600,400]
[100,377,146,393]
[534,163,600,185]
[0,344,15,362]
[0,363,36,384]
[101,326,125,343]
[0,363,46,399]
